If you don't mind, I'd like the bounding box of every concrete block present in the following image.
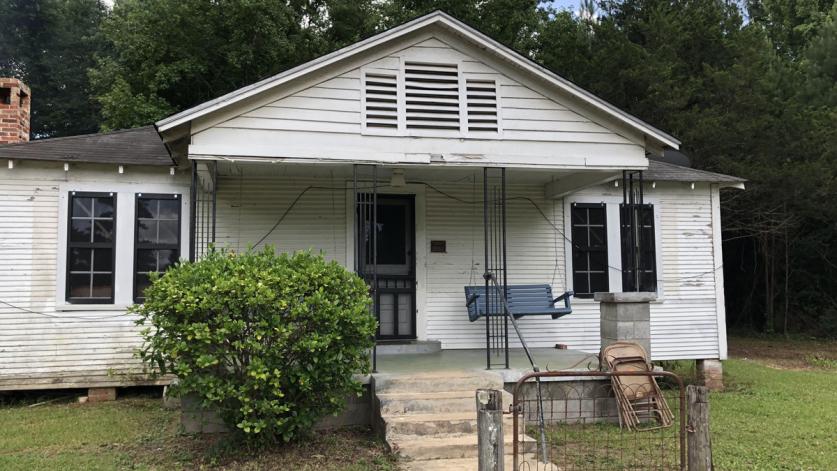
[633,321,651,339]
[87,387,117,403]
[697,359,724,391]
[616,321,635,338]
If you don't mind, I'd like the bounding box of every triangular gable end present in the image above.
[157,11,679,155]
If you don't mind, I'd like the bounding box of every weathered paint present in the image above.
[0,161,188,390]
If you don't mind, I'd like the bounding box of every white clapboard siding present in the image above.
[567,182,722,359]
[211,175,347,262]
[205,173,723,360]
[193,36,641,164]
[0,166,189,391]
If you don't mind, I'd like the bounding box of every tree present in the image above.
[0,0,106,138]
[91,0,380,130]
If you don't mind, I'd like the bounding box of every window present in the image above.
[620,204,657,292]
[134,194,181,302]
[571,203,609,297]
[67,192,115,303]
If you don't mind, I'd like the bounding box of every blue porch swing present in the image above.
[464,284,574,322]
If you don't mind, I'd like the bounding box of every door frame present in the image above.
[346,183,427,341]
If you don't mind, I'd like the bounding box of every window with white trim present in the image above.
[620,204,657,292]
[66,192,116,304]
[134,194,181,302]
[570,203,609,297]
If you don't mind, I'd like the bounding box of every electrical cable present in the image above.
[0,299,137,320]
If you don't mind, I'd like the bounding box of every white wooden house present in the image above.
[0,12,743,391]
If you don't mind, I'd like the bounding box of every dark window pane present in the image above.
[571,207,586,224]
[158,220,179,244]
[68,273,91,298]
[375,204,407,265]
[158,199,179,219]
[135,273,151,299]
[589,251,608,271]
[573,272,590,294]
[571,226,587,245]
[69,248,92,271]
[137,220,158,244]
[93,220,114,243]
[136,249,157,272]
[91,274,113,298]
[157,249,178,270]
[93,248,113,271]
[589,227,606,247]
[137,199,156,219]
[588,207,605,225]
[572,250,588,271]
[72,197,92,217]
[93,197,114,218]
[70,219,92,243]
[589,272,609,293]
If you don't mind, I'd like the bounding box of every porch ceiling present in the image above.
[211,159,623,187]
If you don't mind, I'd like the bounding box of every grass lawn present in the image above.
[0,392,396,471]
[711,337,837,470]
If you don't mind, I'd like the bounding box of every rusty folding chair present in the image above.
[601,341,674,431]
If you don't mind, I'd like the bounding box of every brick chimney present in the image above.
[0,78,31,144]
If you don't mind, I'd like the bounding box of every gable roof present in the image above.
[646,159,745,185]
[0,126,174,166]
[155,11,680,150]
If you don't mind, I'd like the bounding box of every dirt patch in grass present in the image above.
[728,335,837,370]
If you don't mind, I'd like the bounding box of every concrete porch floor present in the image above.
[374,347,599,383]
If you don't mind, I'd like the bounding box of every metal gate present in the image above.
[512,370,686,470]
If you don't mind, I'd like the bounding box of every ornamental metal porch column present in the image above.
[483,167,509,369]
[189,160,217,262]
[354,164,379,372]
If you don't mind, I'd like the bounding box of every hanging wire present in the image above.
[0,299,137,320]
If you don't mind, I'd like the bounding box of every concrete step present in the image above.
[373,370,504,394]
[382,411,516,436]
[376,340,442,355]
[390,431,531,461]
[404,455,560,471]
[377,390,513,415]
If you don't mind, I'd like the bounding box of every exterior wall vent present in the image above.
[363,72,398,129]
[465,79,498,132]
[403,62,460,130]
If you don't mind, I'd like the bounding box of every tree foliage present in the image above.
[91,0,380,130]
[0,0,106,137]
[132,248,376,441]
[6,0,836,335]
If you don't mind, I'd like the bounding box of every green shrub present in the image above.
[132,248,376,441]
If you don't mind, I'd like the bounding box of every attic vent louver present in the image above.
[364,72,398,129]
[404,62,460,130]
[465,79,498,132]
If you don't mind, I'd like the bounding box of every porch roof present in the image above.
[646,160,745,185]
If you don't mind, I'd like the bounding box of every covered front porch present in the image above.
[187,158,653,371]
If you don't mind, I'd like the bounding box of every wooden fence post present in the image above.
[476,389,504,471]
[687,385,712,471]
